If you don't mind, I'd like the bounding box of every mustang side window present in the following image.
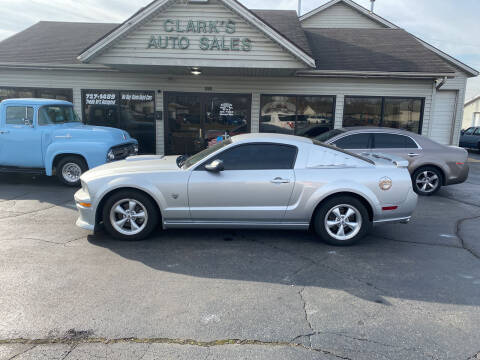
[6,106,34,126]
[210,144,297,170]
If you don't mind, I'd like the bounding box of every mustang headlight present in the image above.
[107,149,115,161]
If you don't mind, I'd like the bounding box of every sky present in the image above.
[0,0,478,100]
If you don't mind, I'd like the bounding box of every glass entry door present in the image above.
[165,92,251,155]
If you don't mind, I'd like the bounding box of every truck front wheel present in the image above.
[56,156,88,186]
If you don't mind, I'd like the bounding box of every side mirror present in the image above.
[205,159,224,172]
[24,118,32,127]
[176,155,188,168]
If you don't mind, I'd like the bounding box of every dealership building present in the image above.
[0,0,477,155]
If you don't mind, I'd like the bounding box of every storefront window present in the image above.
[260,95,334,137]
[82,90,156,154]
[383,98,423,133]
[343,97,382,127]
[0,87,73,102]
[343,96,424,133]
[165,92,251,155]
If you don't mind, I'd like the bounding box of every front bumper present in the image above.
[74,188,96,232]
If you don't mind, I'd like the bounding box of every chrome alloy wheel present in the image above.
[324,204,362,241]
[415,170,439,193]
[109,199,148,236]
[62,162,82,183]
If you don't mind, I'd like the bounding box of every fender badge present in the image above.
[379,177,393,191]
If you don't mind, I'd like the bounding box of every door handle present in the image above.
[0,130,9,134]
[408,153,420,157]
[271,177,290,184]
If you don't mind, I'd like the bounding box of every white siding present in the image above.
[301,3,387,29]
[93,0,306,69]
[0,68,434,155]
[431,71,468,145]
[430,91,458,145]
[463,99,480,129]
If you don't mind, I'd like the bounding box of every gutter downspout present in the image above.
[436,76,448,90]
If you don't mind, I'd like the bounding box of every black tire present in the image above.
[412,166,442,196]
[313,196,371,246]
[102,190,159,241]
[56,156,88,186]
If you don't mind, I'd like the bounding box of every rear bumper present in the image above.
[445,164,469,185]
[373,187,418,224]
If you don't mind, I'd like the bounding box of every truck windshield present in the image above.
[39,105,81,125]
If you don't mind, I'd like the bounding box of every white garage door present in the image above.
[431,91,458,145]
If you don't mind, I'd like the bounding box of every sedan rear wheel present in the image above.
[413,167,442,196]
[314,196,371,246]
[103,190,159,241]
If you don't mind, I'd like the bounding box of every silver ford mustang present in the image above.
[75,133,417,246]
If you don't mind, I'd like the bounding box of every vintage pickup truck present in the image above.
[0,98,138,186]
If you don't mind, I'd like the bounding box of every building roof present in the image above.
[305,28,455,74]
[0,21,118,64]
[250,10,312,56]
[0,5,472,77]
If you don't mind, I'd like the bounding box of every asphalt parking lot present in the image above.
[1,153,480,360]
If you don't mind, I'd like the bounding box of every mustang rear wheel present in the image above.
[412,166,442,196]
[56,156,87,186]
[103,190,159,241]
[314,196,371,246]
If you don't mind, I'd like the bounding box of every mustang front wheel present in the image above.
[314,196,371,246]
[103,190,159,241]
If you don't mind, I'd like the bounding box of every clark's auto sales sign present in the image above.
[147,19,252,51]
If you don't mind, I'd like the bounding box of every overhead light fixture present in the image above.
[191,67,202,75]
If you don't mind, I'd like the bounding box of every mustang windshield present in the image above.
[183,139,232,169]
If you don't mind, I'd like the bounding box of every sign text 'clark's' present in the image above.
[147,19,252,51]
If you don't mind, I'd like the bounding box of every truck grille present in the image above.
[111,143,137,160]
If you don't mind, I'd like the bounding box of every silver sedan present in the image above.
[75,133,417,246]
[318,127,469,196]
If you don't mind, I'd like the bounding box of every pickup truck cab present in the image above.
[0,98,138,186]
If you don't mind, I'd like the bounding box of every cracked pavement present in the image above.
[1,152,480,360]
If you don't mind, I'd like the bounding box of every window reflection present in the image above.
[343,97,382,127]
[82,90,155,154]
[260,95,334,137]
[0,87,73,102]
[343,96,423,133]
[383,98,422,133]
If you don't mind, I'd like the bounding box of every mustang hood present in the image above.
[81,155,180,181]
